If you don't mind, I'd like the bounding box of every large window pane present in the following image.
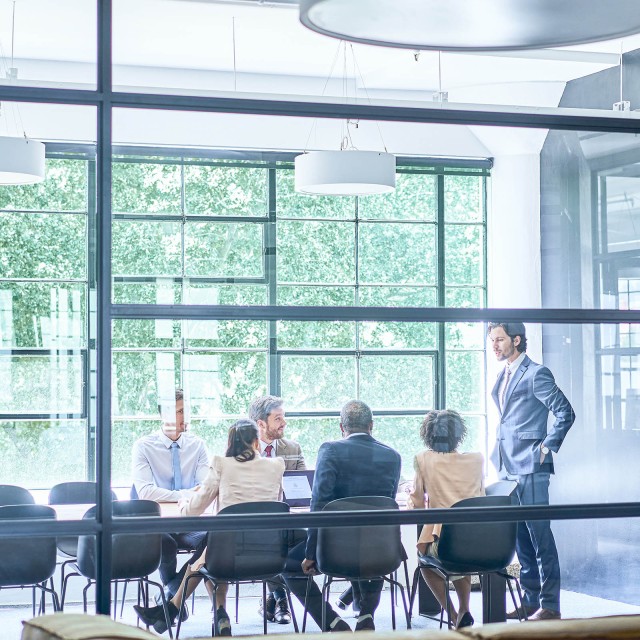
[360,355,435,410]
[0,212,86,279]
[446,351,485,413]
[359,173,437,221]
[112,220,182,276]
[0,354,83,414]
[185,165,268,217]
[184,352,267,416]
[0,158,87,212]
[276,171,355,219]
[185,222,264,278]
[444,175,484,222]
[445,224,484,286]
[112,161,182,214]
[0,283,85,348]
[0,420,87,487]
[278,221,355,284]
[359,222,436,285]
[282,355,356,411]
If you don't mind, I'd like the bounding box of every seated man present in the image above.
[282,399,402,632]
[132,388,209,605]
[249,395,306,625]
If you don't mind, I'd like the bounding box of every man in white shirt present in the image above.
[249,395,305,625]
[132,388,209,602]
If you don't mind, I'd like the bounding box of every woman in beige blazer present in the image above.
[134,419,285,636]
[407,410,484,630]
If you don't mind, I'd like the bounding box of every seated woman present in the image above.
[407,410,484,630]
[134,418,285,636]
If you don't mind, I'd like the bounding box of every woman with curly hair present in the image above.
[408,410,484,630]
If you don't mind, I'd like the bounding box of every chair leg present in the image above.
[286,586,299,633]
[389,577,396,630]
[38,580,61,612]
[444,577,453,629]
[119,579,129,618]
[82,581,92,613]
[177,572,202,640]
[408,566,420,618]
[385,575,411,630]
[262,581,268,635]
[143,577,173,640]
[60,569,81,611]
[320,576,332,633]
[301,575,313,633]
[235,582,240,623]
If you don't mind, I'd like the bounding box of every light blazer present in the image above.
[180,454,285,516]
[275,437,306,470]
[305,433,401,560]
[491,354,575,476]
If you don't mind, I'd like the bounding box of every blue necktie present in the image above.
[170,442,182,491]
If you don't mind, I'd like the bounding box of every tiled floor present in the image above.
[3,581,640,639]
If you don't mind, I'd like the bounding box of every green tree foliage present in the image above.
[0,155,487,488]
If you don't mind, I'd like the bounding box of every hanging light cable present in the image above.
[0,1,45,185]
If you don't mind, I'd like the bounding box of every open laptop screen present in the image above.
[282,469,315,508]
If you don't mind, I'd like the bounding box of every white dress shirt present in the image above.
[499,351,526,409]
[132,430,209,502]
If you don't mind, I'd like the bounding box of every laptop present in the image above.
[282,469,315,508]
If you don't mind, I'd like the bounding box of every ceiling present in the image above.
[2,0,640,109]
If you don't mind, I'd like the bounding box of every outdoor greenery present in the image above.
[0,155,487,486]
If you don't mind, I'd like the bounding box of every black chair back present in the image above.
[0,504,57,586]
[0,484,35,506]
[77,500,162,581]
[436,495,516,574]
[49,482,118,557]
[317,495,402,580]
[485,480,518,497]
[204,501,289,581]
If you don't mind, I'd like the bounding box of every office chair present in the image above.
[0,484,35,506]
[0,504,60,616]
[176,501,296,638]
[49,481,118,609]
[409,494,521,628]
[314,495,411,632]
[76,500,174,638]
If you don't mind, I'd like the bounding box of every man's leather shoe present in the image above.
[258,594,276,622]
[355,614,375,631]
[274,597,292,624]
[528,607,561,621]
[506,605,537,620]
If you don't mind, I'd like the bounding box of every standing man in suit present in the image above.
[282,399,402,632]
[488,322,575,622]
[248,395,306,625]
[132,389,209,610]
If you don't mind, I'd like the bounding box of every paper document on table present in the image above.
[283,474,312,500]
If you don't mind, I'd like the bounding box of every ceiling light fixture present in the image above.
[295,42,395,196]
[0,1,45,185]
[299,0,640,52]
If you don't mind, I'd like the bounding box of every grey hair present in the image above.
[340,400,373,434]
[248,395,284,423]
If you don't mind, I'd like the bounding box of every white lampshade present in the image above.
[0,136,45,185]
[295,150,396,196]
[300,0,640,51]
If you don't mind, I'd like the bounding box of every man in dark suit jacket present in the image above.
[282,400,402,632]
[249,395,306,625]
[488,322,575,622]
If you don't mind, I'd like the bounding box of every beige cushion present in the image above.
[22,614,156,640]
[457,615,640,639]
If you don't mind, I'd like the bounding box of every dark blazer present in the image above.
[275,437,306,470]
[491,354,575,476]
[305,433,401,560]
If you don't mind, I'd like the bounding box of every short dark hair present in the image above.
[157,388,184,415]
[487,322,527,353]
[340,400,373,434]
[248,395,284,423]
[420,410,467,453]
[225,419,259,462]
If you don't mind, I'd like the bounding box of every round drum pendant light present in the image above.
[0,136,45,184]
[300,0,640,51]
[295,150,396,196]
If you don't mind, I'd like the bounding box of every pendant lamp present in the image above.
[0,136,45,185]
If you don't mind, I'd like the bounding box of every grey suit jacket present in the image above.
[491,354,575,476]
[275,437,306,470]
